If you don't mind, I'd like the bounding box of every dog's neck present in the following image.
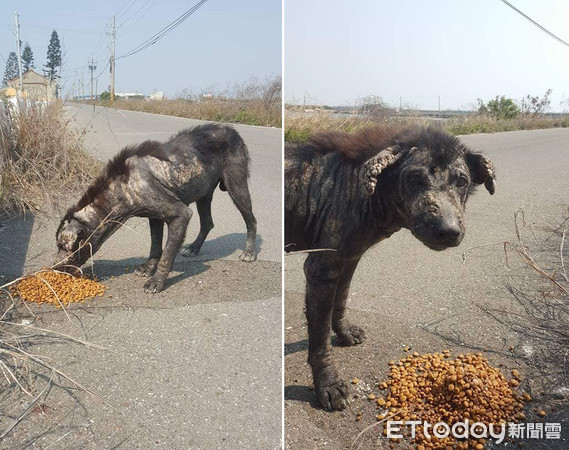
[70,180,135,253]
[363,174,406,243]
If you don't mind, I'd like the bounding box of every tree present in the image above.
[45,30,61,81]
[99,91,111,101]
[478,96,519,119]
[2,52,20,87]
[21,42,34,72]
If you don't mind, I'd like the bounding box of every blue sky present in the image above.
[1,0,281,98]
[285,0,569,111]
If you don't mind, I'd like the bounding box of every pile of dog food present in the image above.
[374,351,528,449]
[13,270,106,306]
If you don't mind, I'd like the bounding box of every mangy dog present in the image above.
[56,124,257,293]
[285,125,495,410]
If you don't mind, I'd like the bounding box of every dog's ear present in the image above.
[466,151,496,195]
[361,145,402,195]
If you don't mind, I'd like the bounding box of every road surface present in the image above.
[0,104,282,449]
[284,128,569,449]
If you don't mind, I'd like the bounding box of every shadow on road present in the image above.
[186,232,265,261]
[0,215,35,278]
[284,385,321,408]
[85,233,265,292]
[285,338,308,356]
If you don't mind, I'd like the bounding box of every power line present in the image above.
[116,0,208,60]
[118,0,155,28]
[19,23,101,34]
[119,0,158,36]
[115,0,136,19]
[499,0,569,48]
[116,0,138,20]
[93,61,110,81]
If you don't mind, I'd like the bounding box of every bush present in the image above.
[0,100,101,213]
[478,96,520,119]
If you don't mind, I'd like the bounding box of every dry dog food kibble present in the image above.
[13,271,106,306]
[377,352,527,449]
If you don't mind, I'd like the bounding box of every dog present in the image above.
[56,124,257,293]
[285,125,495,410]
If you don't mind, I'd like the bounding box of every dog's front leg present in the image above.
[304,253,351,410]
[135,218,164,277]
[144,208,192,293]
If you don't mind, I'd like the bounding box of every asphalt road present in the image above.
[284,128,569,449]
[0,104,282,449]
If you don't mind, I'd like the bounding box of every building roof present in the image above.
[7,69,50,84]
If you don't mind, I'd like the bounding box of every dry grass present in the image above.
[285,107,569,142]
[0,296,114,439]
[0,100,101,213]
[93,75,282,128]
[425,209,569,409]
[446,114,569,135]
[0,220,117,438]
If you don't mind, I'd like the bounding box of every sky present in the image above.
[285,0,569,111]
[0,0,281,98]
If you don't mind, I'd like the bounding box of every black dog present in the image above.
[285,125,495,410]
[56,124,257,293]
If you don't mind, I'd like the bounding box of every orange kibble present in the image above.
[13,270,106,307]
[376,351,525,449]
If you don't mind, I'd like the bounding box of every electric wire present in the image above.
[116,0,208,60]
[499,0,569,48]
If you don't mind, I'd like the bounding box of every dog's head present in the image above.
[54,213,93,269]
[362,126,495,251]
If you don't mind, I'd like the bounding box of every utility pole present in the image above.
[88,57,96,100]
[110,15,116,103]
[14,12,24,93]
[438,96,441,114]
[82,72,85,98]
[74,70,77,99]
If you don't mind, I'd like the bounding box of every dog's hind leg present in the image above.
[223,173,257,262]
[134,219,164,277]
[181,190,215,257]
[144,205,192,293]
[332,257,366,346]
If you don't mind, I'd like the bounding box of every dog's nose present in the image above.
[437,223,462,244]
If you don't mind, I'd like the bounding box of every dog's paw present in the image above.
[316,369,351,410]
[239,250,256,262]
[180,244,200,257]
[143,276,165,294]
[336,325,367,346]
[134,262,157,277]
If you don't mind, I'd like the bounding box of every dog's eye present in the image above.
[456,176,469,188]
[408,171,426,185]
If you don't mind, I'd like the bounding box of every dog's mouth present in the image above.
[422,241,455,252]
[411,224,464,251]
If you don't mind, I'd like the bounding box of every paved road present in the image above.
[284,128,569,449]
[0,104,282,448]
